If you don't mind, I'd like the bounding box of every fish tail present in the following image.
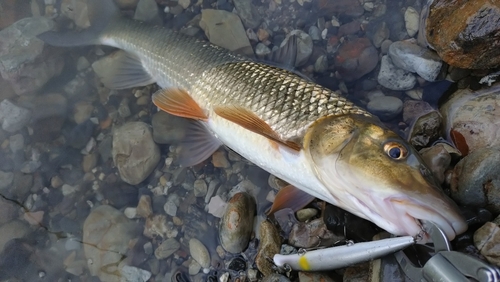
[38,0,120,46]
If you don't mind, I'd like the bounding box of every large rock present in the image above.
[378,55,416,90]
[0,220,30,253]
[0,17,63,95]
[199,9,253,56]
[388,41,442,82]
[83,205,139,281]
[112,122,160,185]
[440,83,500,155]
[425,0,500,69]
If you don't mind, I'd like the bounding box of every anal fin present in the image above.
[153,88,208,120]
[267,185,316,215]
[174,120,222,167]
[99,51,155,89]
[214,106,300,151]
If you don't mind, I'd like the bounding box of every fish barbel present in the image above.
[39,0,467,240]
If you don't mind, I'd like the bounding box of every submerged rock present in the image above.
[425,0,500,69]
[388,41,442,82]
[450,147,500,213]
[112,121,160,185]
[219,192,256,253]
[474,219,500,267]
[256,220,281,276]
[83,205,139,281]
[0,17,62,95]
[378,55,416,90]
[335,38,378,81]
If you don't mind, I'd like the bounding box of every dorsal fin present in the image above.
[152,88,208,121]
[213,105,301,151]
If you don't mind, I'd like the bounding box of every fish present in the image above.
[38,0,467,240]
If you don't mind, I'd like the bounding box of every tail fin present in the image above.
[38,0,120,46]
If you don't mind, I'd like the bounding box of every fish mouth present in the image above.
[387,197,467,241]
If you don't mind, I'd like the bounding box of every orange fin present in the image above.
[267,185,315,215]
[152,88,208,121]
[214,106,301,151]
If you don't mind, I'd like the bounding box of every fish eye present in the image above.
[383,142,408,160]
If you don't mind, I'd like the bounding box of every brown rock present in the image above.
[426,0,500,69]
[473,221,500,267]
[136,195,153,218]
[219,192,256,253]
[256,220,281,276]
[334,38,378,81]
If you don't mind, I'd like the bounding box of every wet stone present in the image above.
[0,100,31,133]
[0,170,14,191]
[0,220,30,252]
[155,238,181,260]
[367,95,403,121]
[388,41,442,82]
[344,262,370,282]
[219,192,256,253]
[0,196,18,225]
[120,265,152,282]
[261,273,291,282]
[136,195,153,218]
[193,179,208,197]
[473,221,500,267]
[151,111,189,145]
[189,238,210,268]
[112,121,160,185]
[298,272,336,282]
[289,218,341,248]
[450,147,500,213]
[378,55,416,91]
[83,205,139,281]
[296,208,318,222]
[419,144,451,184]
[334,38,378,81]
[256,220,281,277]
[404,7,419,37]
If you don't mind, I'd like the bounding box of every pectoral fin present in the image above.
[214,106,301,151]
[152,88,208,120]
[267,185,316,215]
[175,120,223,167]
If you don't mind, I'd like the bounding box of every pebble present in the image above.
[189,238,211,268]
[0,100,31,132]
[0,170,14,191]
[403,100,441,147]
[255,43,271,57]
[314,55,328,73]
[73,101,93,124]
[83,205,139,281]
[164,198,178,217]
[378,55,416,90]
[255,220,281,276]
[155,238,180,259]
[199,9,253,56]
[189,259,202,275]
[308,26,321,41]
[124,207,138,219]
[419,145,451,184]
[212,150,230,168]
[120,265,152,282]
[8,134,24,152]
[289,218,340,248]
[76,56,90,71]
[112,121,160,185]
[82,153,97,173]
[367,95,403,121]
[219,192,256,253]
[450,147,500,213]
[335,38,378,81]
[134,0,161,24]
[207,195,227,218]
[193,179,208,197]
[0,196,18,225]
[404,7,419,37]
[388,41,443,82]
[473,220,500,267]
[298,272,336,282]
[296,208,318,222]
[136,195,153,218]
[261,273,291,282]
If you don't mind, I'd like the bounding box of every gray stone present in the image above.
[120,265,152,282]
[134,0,161,25]
[112,122,160,185]
[388,41,442,82]
[0,100,31,132]
[233,0,262,29]
[450,147,500,213]
[155,238,180,259]
[308,26,321,41]
[0,196,18,225]
[83,205,139,281]
[0,17,63,95]
[9,134,24,153]
[193,179,208,197]
[0,171,14,191]
[314,55,328,73]
[378,55,417,90]
[367,95,403,121]
[281,30,313,67]
[255,43,271,57]
[189,238,210,268]
[199,9,253,56]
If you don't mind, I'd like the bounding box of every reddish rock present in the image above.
[0,0,30,30]
[426,0,500,69]
[334,38,379,81]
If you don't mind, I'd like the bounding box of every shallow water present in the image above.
[0,0,499,281]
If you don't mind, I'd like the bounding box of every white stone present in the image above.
[404,7,420,37]
[378,55,416,90]
[0,100,31,132]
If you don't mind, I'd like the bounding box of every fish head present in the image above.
[303,114,467,241]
